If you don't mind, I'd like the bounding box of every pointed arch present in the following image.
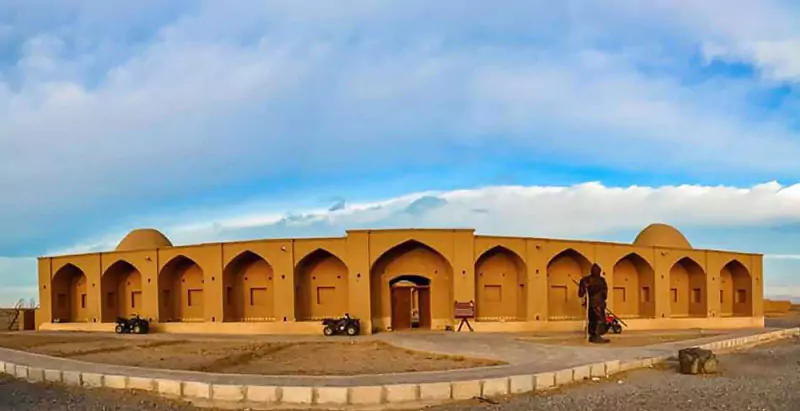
[158,255,204,322]
[101,260,143,322]
[547,249,592,320]
[475,246,527,321]
[294,249,348,321]
[370,240,453,332]
[51,263,89,323]
[720,259,752,317]
[612,253,655,319]
[669,257,706,318]
[222,251,274,322]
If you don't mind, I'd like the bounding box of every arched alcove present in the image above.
[547,249,592,320]
[612,253,655,318]
[669,257,706,318]
[370,240,453,331]
[475,246,527,321]
[158,256,204,322]
[720,260,752,317]
[223,251,274,322]
[101,260,143,322]
[294,249,348,321]
[51,264,89,323]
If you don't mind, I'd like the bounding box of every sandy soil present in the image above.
[0,334,500,376]
[518,329,724,347]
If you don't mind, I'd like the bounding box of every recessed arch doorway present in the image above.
[389,275,431,331]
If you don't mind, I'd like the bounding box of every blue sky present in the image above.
[1,1,800,305]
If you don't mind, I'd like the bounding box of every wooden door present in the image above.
[418,287,431,329]
[391,287,412,330]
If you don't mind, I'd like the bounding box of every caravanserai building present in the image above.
[37,224,764,334]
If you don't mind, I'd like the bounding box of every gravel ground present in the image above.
[433,335,800,411]
[0,335,796,410]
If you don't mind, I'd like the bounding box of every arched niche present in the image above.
[101,260,143,322]
[370,240,453,332]
[720,260,752,317]
[612,253,655,319]
[294,249,348,321]
[474,246,527,321]
[547,249,592,320]
[222,251,275,322]
[51,264,89,323]
[669,257,706,318]
[158,256,205,322]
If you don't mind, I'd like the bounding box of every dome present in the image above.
[633,223,692,249]
[115,229,173,252]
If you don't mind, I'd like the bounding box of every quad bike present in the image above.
[322,313,360,336]
[605,309,627,334]
[115,314,150,334]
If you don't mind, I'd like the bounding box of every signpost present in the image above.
[454,300,475,332]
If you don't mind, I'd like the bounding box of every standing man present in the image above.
[579,263,609,343]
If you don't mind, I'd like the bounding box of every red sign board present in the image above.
[454,301,475,318]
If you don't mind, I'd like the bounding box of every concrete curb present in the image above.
[0,328,796,409]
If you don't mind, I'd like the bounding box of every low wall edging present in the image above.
[0,328,797,409]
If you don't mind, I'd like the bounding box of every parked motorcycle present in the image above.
[322,313,360,336]
[114,314,150,334]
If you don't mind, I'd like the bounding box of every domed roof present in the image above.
[115,228,173,252]
[633,223,692,249]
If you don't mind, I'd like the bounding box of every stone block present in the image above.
[573,365,591,381]
[128,377,155,391]
[509,375,533,394]
[384,384,417,403]
[281,386,313,405]
[62,371,82,386]
[419,382,451,400]
[590,363,606,378]
[533,373,555,390]
[451,380,482,400]
[348,386,383,405]
[482,378,509,397]
[103,375,127,389]
[82,373,104,388]
[44,369,62,383]
[554,369,573,386]
[27,368,44,382]
[3,362,14,375]
[182,381,211,399]
[0,362,5,374]
[212,384,244,402]
[14,365,28,379]
[604,360,620,375]
[316,387,348,405]
[156,379,182,396]
[246,386,280,403]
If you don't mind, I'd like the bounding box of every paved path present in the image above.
[0,327,779,387]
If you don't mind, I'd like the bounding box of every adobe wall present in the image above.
[36,228,764,334]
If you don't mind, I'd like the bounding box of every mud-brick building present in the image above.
[36,224,764,334]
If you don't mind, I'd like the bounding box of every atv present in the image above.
[322,313,360,336]
[115,314,150,334]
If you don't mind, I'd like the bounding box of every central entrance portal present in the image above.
[390,275,431,331]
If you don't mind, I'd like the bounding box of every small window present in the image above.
[641,286,651,303]
[670,288,678,303]
[317,286,335,305]
[691,288,702,304]
[484,285,502,302]
[736,289,747,304]
[719,290,724,303]
[613,287,626,303]
[250,287,267,306]
[80,294,87,309]
[187,289,202,307]
[131,291,141,309]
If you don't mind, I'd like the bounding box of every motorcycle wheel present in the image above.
[345,325,358,336]
[114,324,124,334]
[323,325,334,336]
[133,323,143,334]
[612,323,623,334]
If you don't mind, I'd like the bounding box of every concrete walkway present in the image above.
[0,327,779,387]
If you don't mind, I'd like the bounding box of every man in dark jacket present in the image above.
[579,263,609,343]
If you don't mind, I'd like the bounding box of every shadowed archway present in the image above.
[720,260,752,317]
[612,253,655,319]
[223,251,275,322]
[294,249,348,321]
[547,249,592,320]
[159,256,205,322]
[475,246,527,321]
[51,264,89,323]
[669,257,706,318]
[101,260,143,322]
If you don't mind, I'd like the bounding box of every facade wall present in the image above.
[37,228,765,334]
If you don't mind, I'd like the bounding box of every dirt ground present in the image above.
[518,329,724,347]
[0,334,501,375]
